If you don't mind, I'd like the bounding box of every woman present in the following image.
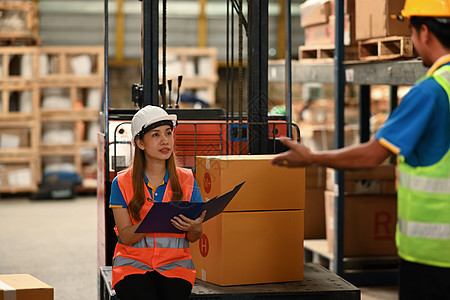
[109,105,206,299]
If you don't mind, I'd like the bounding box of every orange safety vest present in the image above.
[111,167,196,288]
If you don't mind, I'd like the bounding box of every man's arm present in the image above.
[271,137,392,170]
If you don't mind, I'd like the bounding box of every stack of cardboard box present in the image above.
[191,155,305,286]
[0,1,39,44]
[324,165,398,256]
[299,0,412,61]
[355,0,409,41]
[355,0,413,60]
[299,0,356,62]
[304,166,327,240]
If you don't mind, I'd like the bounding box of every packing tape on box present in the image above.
[201,269,207,281]
[0,280,16,300]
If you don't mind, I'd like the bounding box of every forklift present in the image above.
[97,1,359,299]
[97,0,300,270]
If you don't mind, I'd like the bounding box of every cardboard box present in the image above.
[304,187,326,239]
[325,191,397,256]
[329,0,356,16]
[304,14,354,46]
[299,123,359,152]
[300,0,332,28]
[196,155,305,211]
[355,0,410,40]
[305,166,327,189]
[326,165,396,194]
[0,274,53,300]
[190,210,304,286]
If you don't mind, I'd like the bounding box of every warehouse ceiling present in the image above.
[37,0,304,61]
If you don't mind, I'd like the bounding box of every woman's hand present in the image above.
[112,207,146,245]
[171,210,206,242]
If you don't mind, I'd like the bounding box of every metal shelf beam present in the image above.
[269,59,428,86]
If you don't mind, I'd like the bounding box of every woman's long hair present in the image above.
[128,141,183,221]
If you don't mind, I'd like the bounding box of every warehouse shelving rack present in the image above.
[0,45,103,194]
[268,0,428,286]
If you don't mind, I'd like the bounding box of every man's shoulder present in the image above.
[413,76,446,97]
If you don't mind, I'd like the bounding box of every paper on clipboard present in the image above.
[135,181,245,233]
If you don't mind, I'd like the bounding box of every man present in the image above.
[271,1,450,299]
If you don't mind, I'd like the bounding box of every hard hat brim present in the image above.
[141,114,177,130]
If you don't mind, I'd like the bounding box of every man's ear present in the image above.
[421,24,430,43]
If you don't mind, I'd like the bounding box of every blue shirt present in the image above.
[109,169,204,208]
[375,63,450,167]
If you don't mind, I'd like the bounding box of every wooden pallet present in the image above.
[0,119,40,157]
[38,46,104,83]
[0,1,39,43]
[0,155,39,193]
[0,46,103,194]
[163,47,218,106]
[0,35,40,46]
[358,36,414,61]
[298,45,358,64]
[0,46,104,83]
[0,83,39,120]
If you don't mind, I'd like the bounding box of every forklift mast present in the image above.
[98,0,296,267]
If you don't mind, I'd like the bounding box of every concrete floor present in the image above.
[0,195,398,300]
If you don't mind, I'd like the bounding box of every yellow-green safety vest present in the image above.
[397,65,450,268]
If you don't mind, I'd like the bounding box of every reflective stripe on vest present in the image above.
[155,236,189,249]
[398,170,450,194]
[113,256,195,272]
[397,65,450,268]
[156,259,195,272]
[127,236,189,249]
[398,218,450,240]
[113,256,153,271]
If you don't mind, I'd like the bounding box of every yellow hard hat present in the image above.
[400,0,450,19]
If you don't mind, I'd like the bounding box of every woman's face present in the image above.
[137,125,174,161]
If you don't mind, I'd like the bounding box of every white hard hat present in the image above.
[131,105,177,140]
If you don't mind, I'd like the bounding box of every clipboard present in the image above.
[135,181,245,233]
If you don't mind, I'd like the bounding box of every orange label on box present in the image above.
[374,211,394,240]
[199,234,209,257]
[203,172,212,194]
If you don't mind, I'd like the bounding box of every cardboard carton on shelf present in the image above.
[305,166,327,189]
[305,166,327,239]
[304,14,354,46]
[355,0,410,40]
[195,155,305,212]
[190,210,304,286]
[299,123,360,152]
[300,0,332,28]
[329,0,356,16]
[305,187,326,239]
[0,274,53,300]
[324,190,398,256]
[326,165,397,194]
[300,0,356,29]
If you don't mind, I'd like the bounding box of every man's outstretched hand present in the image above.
[271,137,313,168]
